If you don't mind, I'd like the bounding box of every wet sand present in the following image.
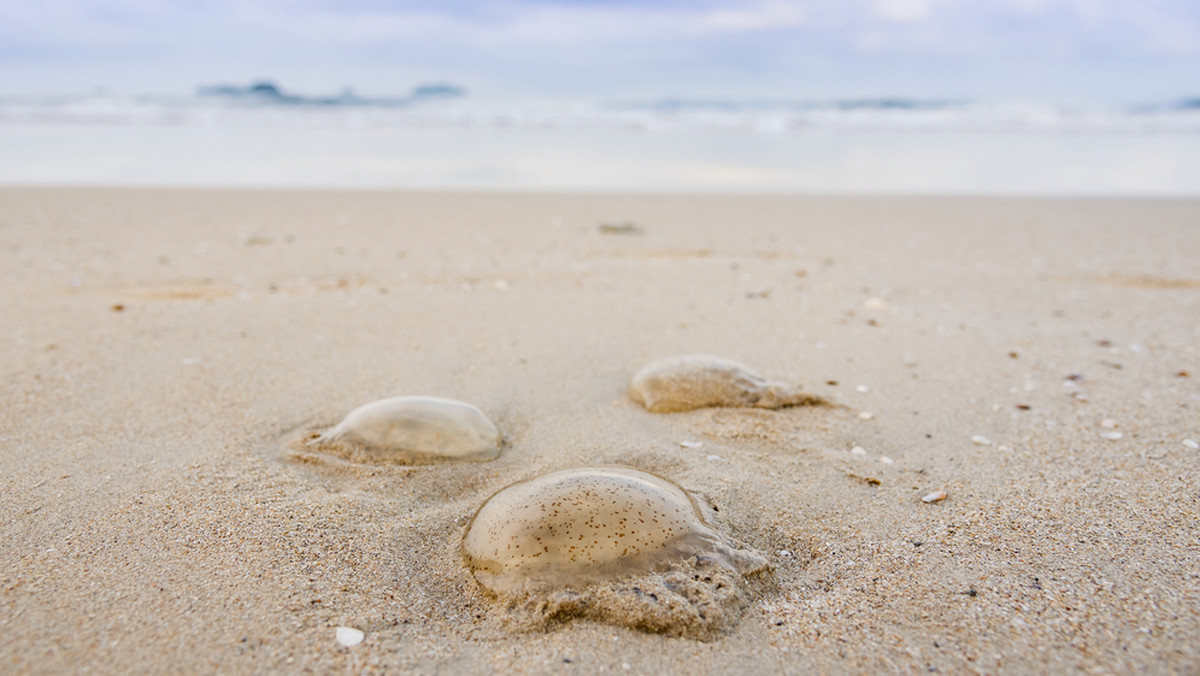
[1,188,1198,673]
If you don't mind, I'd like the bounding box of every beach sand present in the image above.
[1,188,1198,673]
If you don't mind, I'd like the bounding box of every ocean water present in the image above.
[2,94,1199,195]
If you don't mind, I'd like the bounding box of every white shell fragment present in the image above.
[1184,439,1200,450]
[971,435,992,446]
[679,440,703,449]
[922,490,948,503]
[309,396,501,464]
[1100,431,1123,440]
[335,626,364,647]
[629,355,824,413]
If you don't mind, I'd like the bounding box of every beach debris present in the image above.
[1183,439,1199,450]
[598,221,643,235]
[862,297,888,310]
[922,490,948,503]
[679,440,703,449]
[859,411,874,420]
[461,466,768,637]
[880,456,894,465]
[971,435,992,446]
[628,355,825,413]
[1100,431,1123,440]
[851,446,868,456]
[335,626,364,648]
[308,396,501,464]
[1100,419,1118,429]
[844,470,882,486]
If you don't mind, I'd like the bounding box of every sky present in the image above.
[1,0,1198,104]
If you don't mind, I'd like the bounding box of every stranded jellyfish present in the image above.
[462,466,769,637]
[308,396,501,464]
[629,355,824,413]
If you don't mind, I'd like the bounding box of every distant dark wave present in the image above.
[3,90,1200,132]
[196,81,466,107]
[603,98,964,112]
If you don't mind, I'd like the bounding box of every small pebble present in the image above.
[859,411,874,420]
[335,627,364,647]
[880,456,894,465]
[971,435,992,446]
[1100,419,1117,429]
[850,446,867,456]
[706,454,722,461]
[856,385,869,393]
[1100,431,1123,440]
[922,490,947,503]
[1183,439,1199,450]
[679,440,703,449]
[998,445,1012,452]
[862,297,888,310]
[778,550,792,557]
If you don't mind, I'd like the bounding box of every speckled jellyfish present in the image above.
[462,466,769,638]
[629,355,824,413]
[307,396,501,464]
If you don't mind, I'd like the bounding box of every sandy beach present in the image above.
[2,187,1198,673]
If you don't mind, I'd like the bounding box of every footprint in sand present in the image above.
[462,466,769,638]
[629,355,826,413]
[305,396,502,465]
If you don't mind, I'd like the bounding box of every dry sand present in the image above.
[1,188,1198,673]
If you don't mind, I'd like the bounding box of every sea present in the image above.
[3,92,1200,195]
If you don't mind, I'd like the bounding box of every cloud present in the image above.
[871,0,936,24]
[3,0,1198,53]
[1,0,1198,100]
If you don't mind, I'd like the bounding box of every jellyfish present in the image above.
[307,396,501,464]
[462,466,769,637]
[629,355,824,413]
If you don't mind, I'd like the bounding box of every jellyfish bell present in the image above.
[461,466,768,637]
[629,355,824,413]
[309,396,501,464]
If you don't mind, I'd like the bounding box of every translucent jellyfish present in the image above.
[307,396,501,464]
[462,466,769,637]
[629,355,825,413]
